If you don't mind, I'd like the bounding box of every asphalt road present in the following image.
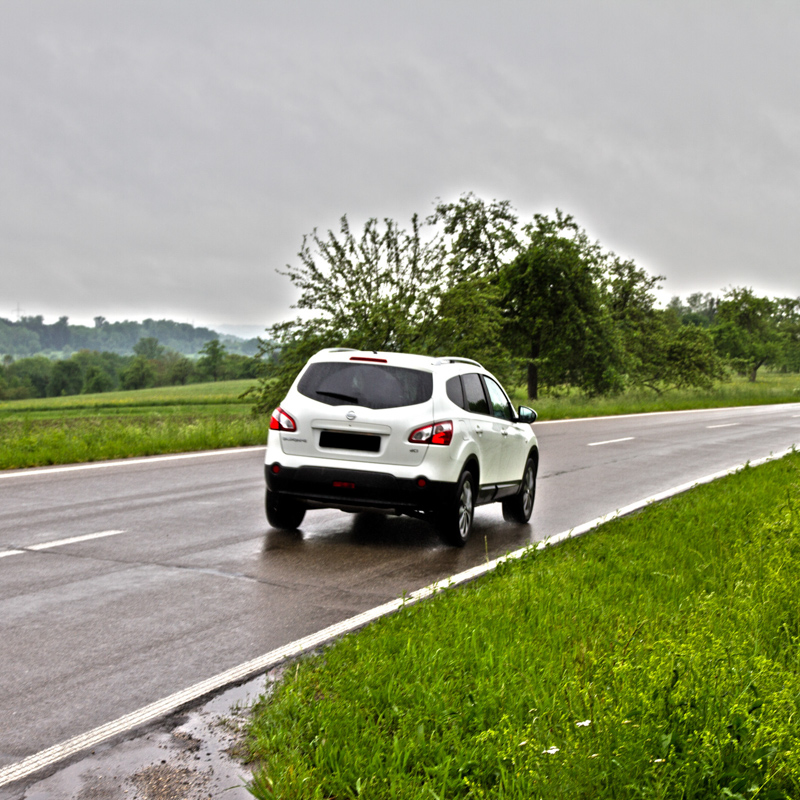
[1,403,799,771]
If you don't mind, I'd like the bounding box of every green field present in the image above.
[510,372,800,420]
[0,380,269,469]
[245,451,800,799]
[1,374,798,470]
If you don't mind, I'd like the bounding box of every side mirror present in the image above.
[517,406,537,423]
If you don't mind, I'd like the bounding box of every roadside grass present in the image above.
[245,451,800,799]
[0,381,267,469]
[511,372,800,420]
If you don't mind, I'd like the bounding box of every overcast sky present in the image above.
[2,1,798,335]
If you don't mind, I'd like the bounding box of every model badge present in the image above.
[346,411,357,420]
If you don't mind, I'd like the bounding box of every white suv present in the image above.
[264,348,539,546]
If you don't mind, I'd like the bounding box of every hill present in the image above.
[0,315,261,357]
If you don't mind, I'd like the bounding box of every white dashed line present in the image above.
[0,530,125,559]
[587,437,635,447]
[707,423,740,429]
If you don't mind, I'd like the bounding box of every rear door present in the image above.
[278,360,434,468]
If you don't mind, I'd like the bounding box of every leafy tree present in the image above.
[133,336,166,360]
[713,287,780,381]
[667,292,719,327]
[198,339,227,382]
[48,359,83,396]
[121,355,156,390]
[6,355,53,397]
[501,211,622,399]
[773,296,800,372]
[82,365,115,394]
[428,192,519,278]
[250,214,448,412]
[163,352,195,385]
[428,275,516,384]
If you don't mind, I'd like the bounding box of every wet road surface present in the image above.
[1,403,799,791]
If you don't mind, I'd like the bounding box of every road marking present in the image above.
[707,423,740,429]
[0,446,266,481]
[0,530,125,560]
[1,444,798,790]
[588,436,634,447]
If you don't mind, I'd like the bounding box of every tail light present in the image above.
[270,407,297,432]
[409,420,453,446]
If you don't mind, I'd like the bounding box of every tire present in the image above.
[265,488,306,530]
[436,469,475,547]
[502,455,537,524]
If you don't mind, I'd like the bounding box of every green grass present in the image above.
[245,451,800,799]
[0,380,268,469]
[510,372,800,420]
[0,379,255,414]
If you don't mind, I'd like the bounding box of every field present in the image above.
[0,380,269,469]
[1,374,799,470]
[509,372,800,420]
[245,450,800,799]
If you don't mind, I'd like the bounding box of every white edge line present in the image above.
[0,447,267,480]
[0,550,25,559]
[1,444,797,789]
[707,423,740,429]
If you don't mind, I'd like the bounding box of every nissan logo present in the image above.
[346,410,357,420]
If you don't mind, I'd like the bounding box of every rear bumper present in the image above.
[265,463,454,515]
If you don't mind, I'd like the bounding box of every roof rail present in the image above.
[320,347,359,353]
[433,356,484,368]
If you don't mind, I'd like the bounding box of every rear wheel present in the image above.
[502,455,537,523]
[436,469,475,547]
[265,488,306,530]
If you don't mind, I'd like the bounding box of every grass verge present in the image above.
[245,451,800,799]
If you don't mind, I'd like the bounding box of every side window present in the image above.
[461,373,489,415]
[445,376,466,409]
[483,376,514,421]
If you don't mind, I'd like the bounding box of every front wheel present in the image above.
[502,455,537,523]
[265,488,306,530]
[436,469,475,547]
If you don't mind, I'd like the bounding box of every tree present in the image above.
[121,355,155,390]
[500,211,622,399]
[48,359,83,396]
[250,213,448,413]
[82,365,115,394]
[772,296,800,373]
[712,287,780,381]
[133,337,165,360]
[428,192,520,278]
[198,339,227,382]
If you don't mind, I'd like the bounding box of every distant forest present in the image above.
[0,315,261,357]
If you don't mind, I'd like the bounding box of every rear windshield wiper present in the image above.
[316,390,360,404]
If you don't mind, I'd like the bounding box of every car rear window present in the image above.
[297,362,433,409]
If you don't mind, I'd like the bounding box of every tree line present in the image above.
[0,315,260,358]
[249,193,800,413]
[0,338,263,400]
